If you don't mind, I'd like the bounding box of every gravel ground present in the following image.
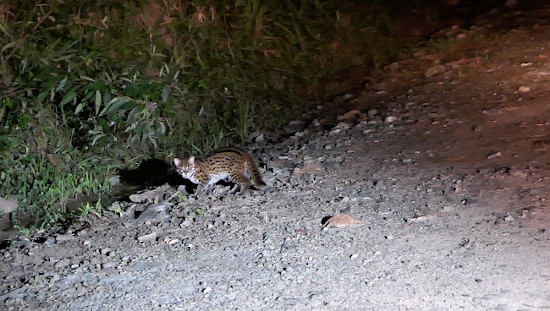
[2,5,550,311]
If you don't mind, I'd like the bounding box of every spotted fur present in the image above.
[173,147,266,194]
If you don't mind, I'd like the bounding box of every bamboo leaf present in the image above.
[55,78,68,93]
[105,99,129,116]
[59,90,76,107]
[127,106,141,123]
[95,90,102,115]
[74,102,84,114]
[161,86,170,104]
[1,42,16,53]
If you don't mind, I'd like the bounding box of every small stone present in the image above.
[103,261,119,269]
[137,231,157,243]
[54,258,71,269]
[518,85,531,93]
[203,287,212,294]
[350,253,359,259]
[389,62,400,73]
[385,116,398,123]
[337,109,361,121]
[425,64,446,77]
[0,196,18,214]
[135,202,172,223]
[90,257,101,266]
[504,215,515,222]
[509,169,528,178]
[487,151,502,160]
[168,238,180,245]
[294,131,307,138]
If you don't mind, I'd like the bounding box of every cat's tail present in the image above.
[249,162,267,190]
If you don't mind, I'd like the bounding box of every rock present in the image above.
[442,205,455,212]
[137,231,158,243]
[388,62,400,73]
[337,109,361,121]
[0,212,12,231]
[518,85,530,93]
[487,151,502,159]
[135,202,172,223]
[54,258,71,269]
[55,234,75,243]
[425,64,446,77]
[102,261,119,269]
[129,193,149,203]
[385,116,398,123]
[0,196,18,214]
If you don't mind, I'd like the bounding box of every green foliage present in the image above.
[0,130,111,228]
[78,201,103,221]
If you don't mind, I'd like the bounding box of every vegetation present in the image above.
[0,0,444,231]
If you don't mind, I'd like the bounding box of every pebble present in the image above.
[135,202,172,223]
[337,109,360,121]
[368,109,378,117]
[425,64,447,77]
[102,261,119,269]
[54,258,71,269]
[137,231,158,242]
[487,151,502,159]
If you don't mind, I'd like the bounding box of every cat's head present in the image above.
[173,156,196,178]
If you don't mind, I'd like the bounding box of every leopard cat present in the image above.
[173,147,267,194]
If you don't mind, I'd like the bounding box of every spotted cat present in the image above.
[173,147,266,194]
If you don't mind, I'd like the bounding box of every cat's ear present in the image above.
[188,156,195,164]
[173,158,181,166]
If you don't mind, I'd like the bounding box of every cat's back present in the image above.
[204,147,251,164]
